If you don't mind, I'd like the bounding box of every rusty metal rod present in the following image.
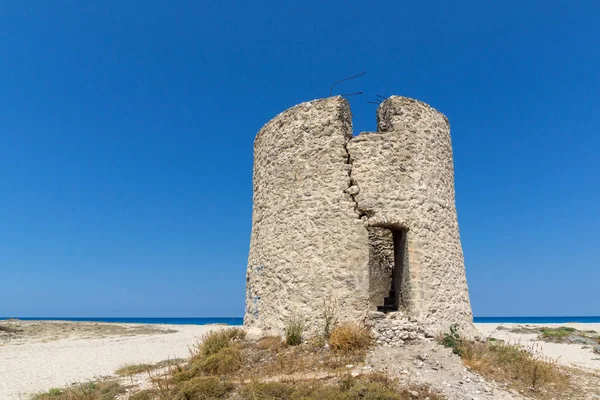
[329,71,366,96]
[339,91,363,97]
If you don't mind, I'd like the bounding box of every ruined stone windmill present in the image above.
[244,95,475,343]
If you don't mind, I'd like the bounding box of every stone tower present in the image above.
[245,96,474,341]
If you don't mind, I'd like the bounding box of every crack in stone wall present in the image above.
[342,139,366,219]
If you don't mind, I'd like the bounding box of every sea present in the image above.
[2,316,600,325]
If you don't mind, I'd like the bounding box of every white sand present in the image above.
[0,323,221,400]
[475,323,600,371]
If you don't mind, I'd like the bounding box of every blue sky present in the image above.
[1,1,598,317]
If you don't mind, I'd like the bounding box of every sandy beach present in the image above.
[475,322,600,371]
[0,320,222,399]
[1,320,599,399]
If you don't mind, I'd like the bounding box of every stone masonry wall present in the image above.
[347,96,474,336]
[245,95,474,339]
[245,97,370,336]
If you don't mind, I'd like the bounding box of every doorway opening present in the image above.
[375,229,406,313]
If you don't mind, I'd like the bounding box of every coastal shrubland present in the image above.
[440,324,572,398]
[23,321,600,400]
[0,319,176,345]
[540,326,577,341]
[106,326,443,399]
[500,324,600,345]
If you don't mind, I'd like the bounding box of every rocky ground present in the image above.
[368,340,522,400]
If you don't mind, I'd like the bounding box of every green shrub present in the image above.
[541,326,577,342]
[129,390,155,400]
[173,366,201,383]
[195,328,246,358]
[200,346,243,375]
[241,382,294,400]
[239,376,440,400]
[440,324,463,355]
[175,376,233,399]
[284,315,304,346]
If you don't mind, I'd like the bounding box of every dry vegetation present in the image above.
[115,363,154,376]
[116,359,187,376]
[328,322,373,354]
[28,323,600,399]
[499,325,600,356]
[237,373,446,400]
[0,325,21,334]
[0,319,177,344]
[539,326,600,350]
[441,324,574,399]
[500,325,600,345]
[33,325,445,400]
[32,380,125,400]
[283,314,304,346]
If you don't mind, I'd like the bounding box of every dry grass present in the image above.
[175,376,234,399]
[540,326,577,341]
[322,298,340,340]
[114,358,186,376]
[199,346,243,375]
[461,340,570,393]
[0,325,21,334]
[190,328,246,360]
[328,322,373,354]
[183,328,246,378]
[257,335,285,351]
[128,391,155,400]
[502,325,600,346]
[32,380,124,400]
[115,363,153,376]
[241,339,365,378]
[127,327,444,399]
[37,327,445,400]
[440,325,572,398]
[240,373,445,400]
